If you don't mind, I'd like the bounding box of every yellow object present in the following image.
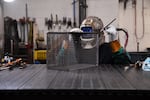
[110,40,121,53]
[1,58,4,63]
[34,50,46,60]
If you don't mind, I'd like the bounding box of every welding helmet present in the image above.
[80,16,104,49]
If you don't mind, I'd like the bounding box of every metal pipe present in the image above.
[25,3,28,43]
[0,1,4,58]
[73,0,76,27]
[96,33,99,66]
[142,0,145,40]
[134,0,138,52]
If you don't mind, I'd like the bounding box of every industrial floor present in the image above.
[0,64,150,95]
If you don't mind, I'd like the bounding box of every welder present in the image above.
[71,16,131,65]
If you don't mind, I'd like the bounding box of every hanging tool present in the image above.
[67,18,72,29]
[63,17,67,26]
[58,20,62,31]
[55,14,59,31]
[55,14,58,25]
[45,14,53,30]
[62,17,67,31]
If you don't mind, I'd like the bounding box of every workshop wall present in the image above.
[2,0,150,52]
[87,0,118,26]
[87,0,118,43]
[3,0,76,46]
[119,0,150,52]
[3,0,74,30]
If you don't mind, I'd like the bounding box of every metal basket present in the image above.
[47,32,99,70]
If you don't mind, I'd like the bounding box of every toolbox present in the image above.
[34,50,46,60]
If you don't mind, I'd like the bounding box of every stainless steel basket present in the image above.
[47,32,99,70]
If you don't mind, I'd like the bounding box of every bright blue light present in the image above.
[81,27,93,33]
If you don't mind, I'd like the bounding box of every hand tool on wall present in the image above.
[67,18,72,29]
[45,14,53,30]
[63,17,67,26]
[58,20,62,31]
[61,17,67,31]
[55,14,58,25]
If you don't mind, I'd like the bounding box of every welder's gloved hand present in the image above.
[105,25,117,36]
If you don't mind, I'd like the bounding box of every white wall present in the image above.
[87,0,118,26]
[87,0,118,43]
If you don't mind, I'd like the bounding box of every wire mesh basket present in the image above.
[47,32,99,70]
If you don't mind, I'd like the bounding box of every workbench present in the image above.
[0,64,150,95]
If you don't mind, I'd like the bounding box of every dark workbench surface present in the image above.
[0,64,150,95]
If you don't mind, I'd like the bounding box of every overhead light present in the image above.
[4,0,15,2]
